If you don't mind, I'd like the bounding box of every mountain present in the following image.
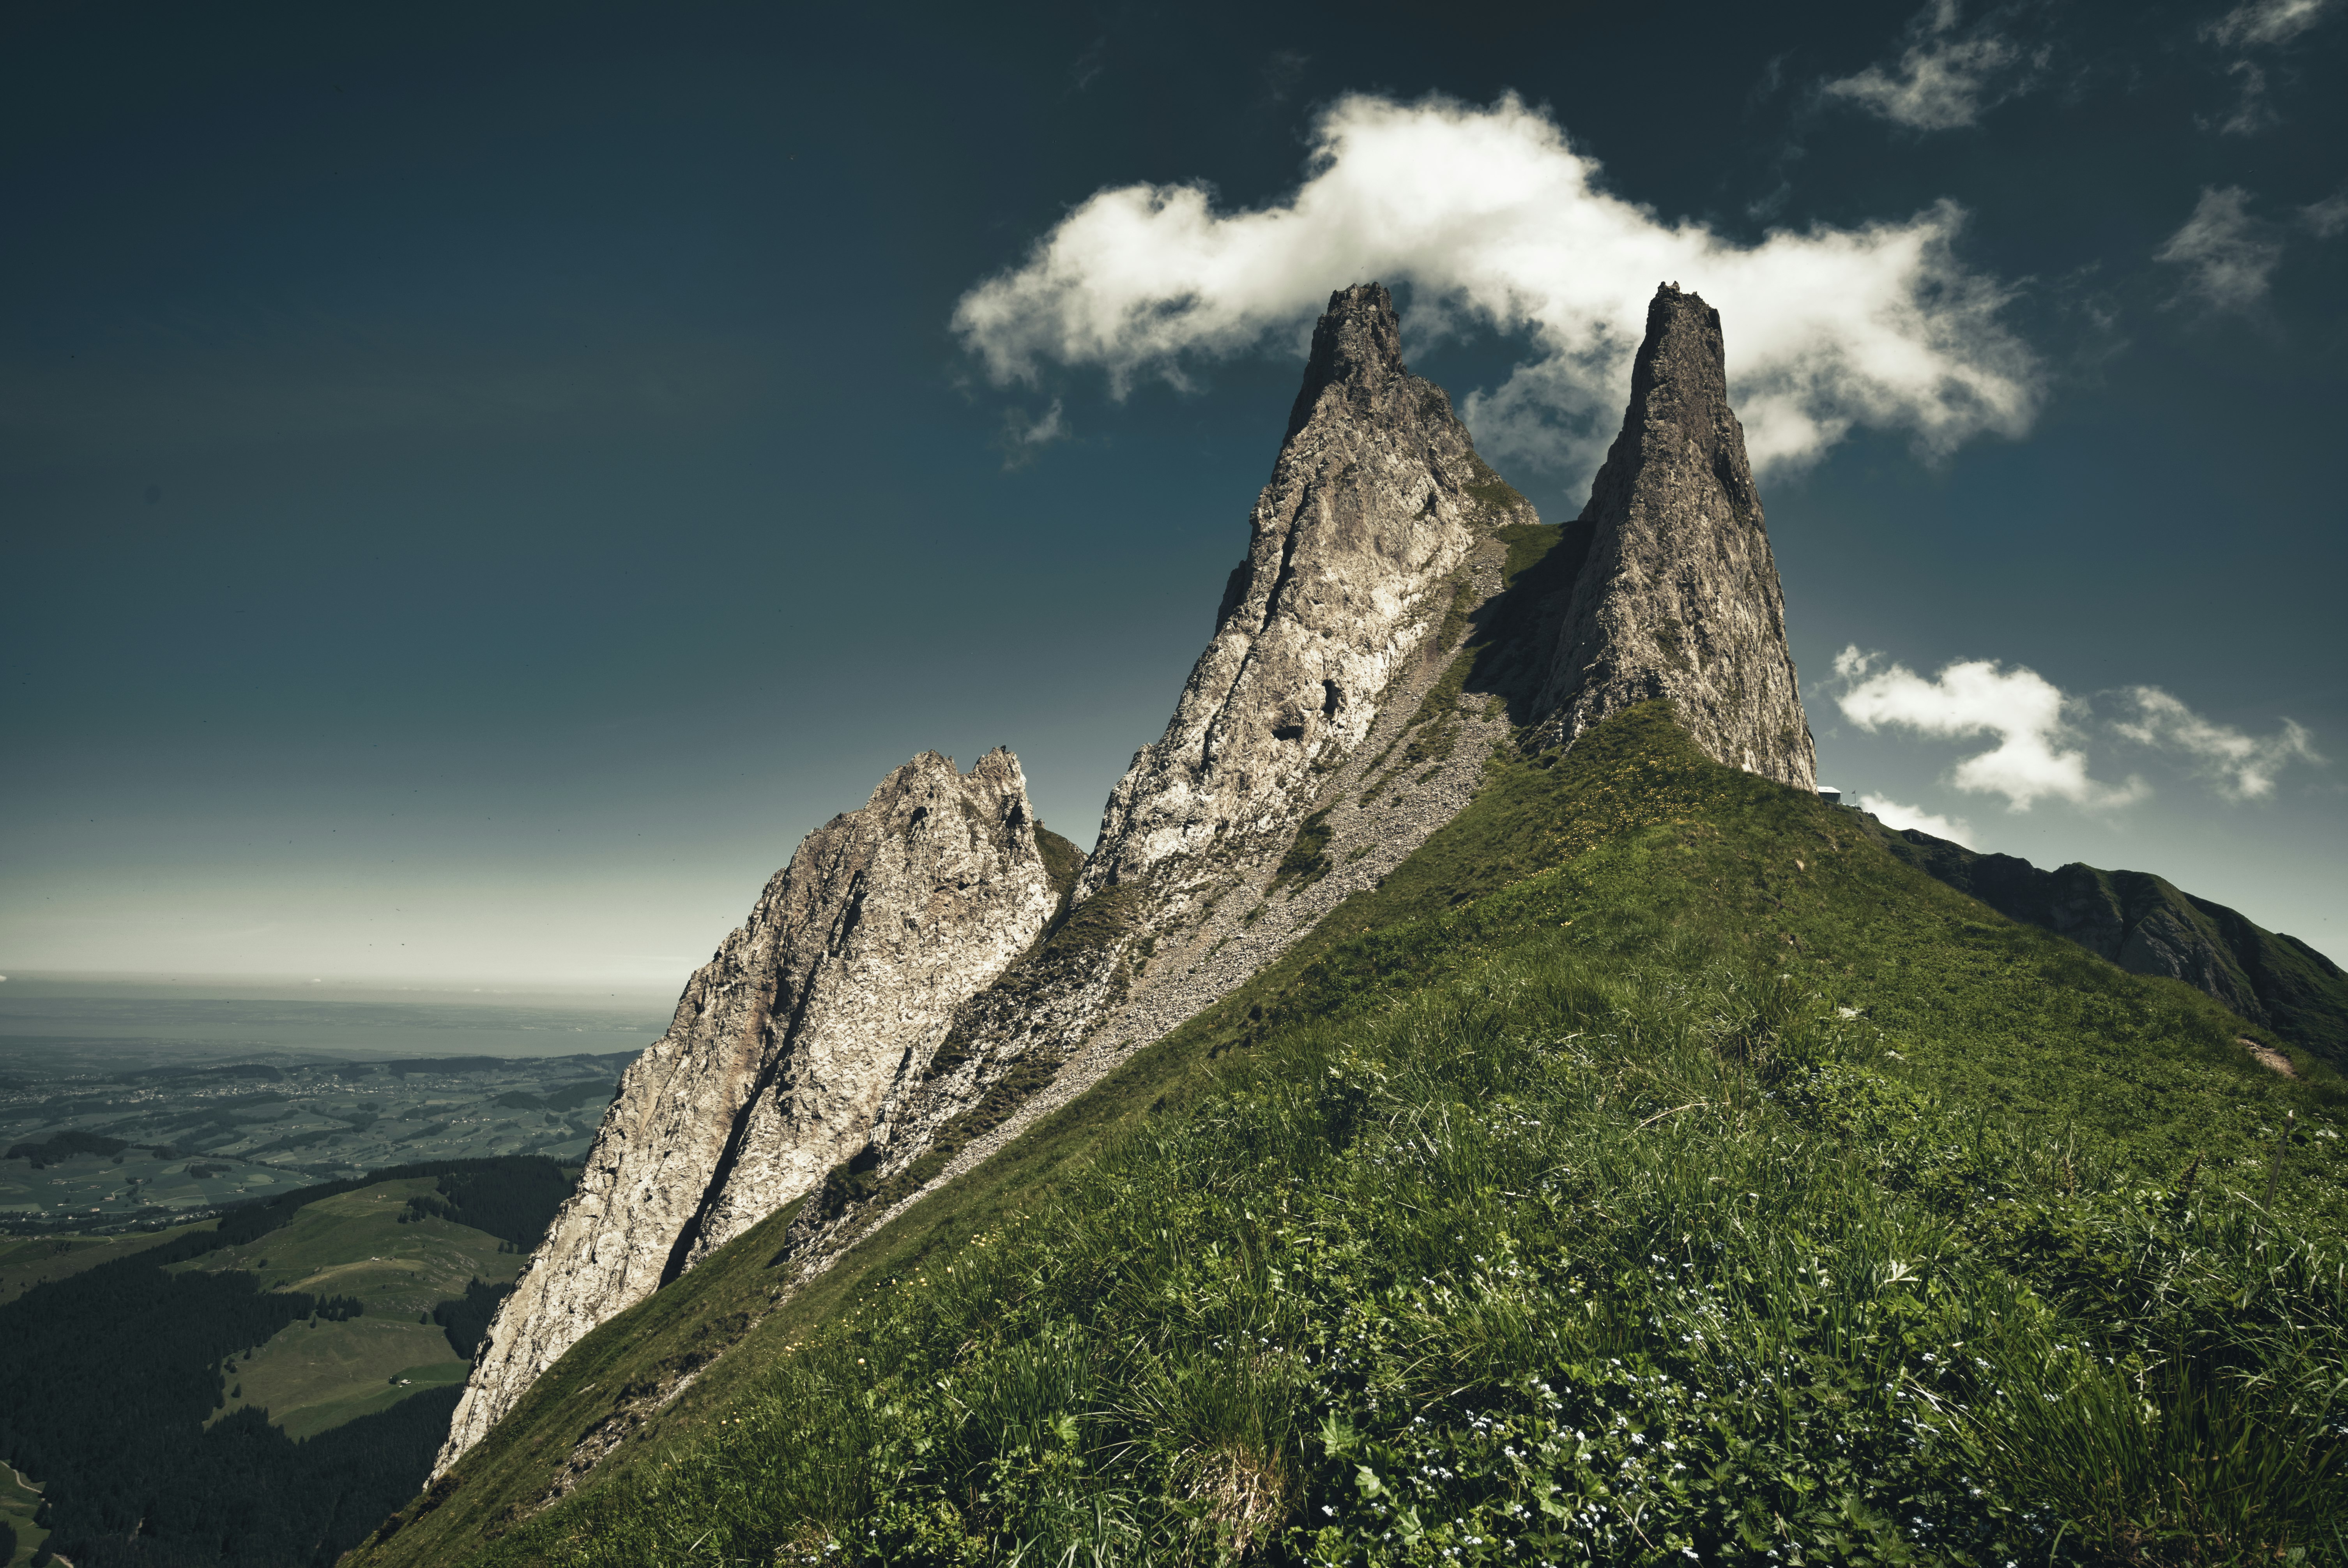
[348,709,2344,1568]
[354,285,2343,1565]
[433,282,1550,1469]
[1860,818,2348,1071]
[436,281,1837,1474]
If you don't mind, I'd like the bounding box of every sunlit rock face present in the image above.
[1080,280,1532,890]
[434,749,1053,1473]
[828,281,1538,1188]
[1531,283,1818,790]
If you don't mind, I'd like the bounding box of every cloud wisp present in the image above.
[2154,187,2284,311]
[1821,0,2047,131]
[997,398,1068,470]
[1831,647,2146,812]
[2204,0,2335,47]
[1857,795,1975,844]
[2201,0,2336,132]
[2302,193,2348,238]
[1831,647,2325,813]
[952,93,2040,482]
[2114,687,2323,798]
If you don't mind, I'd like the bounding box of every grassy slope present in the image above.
[1035,825,1088,907]
[1865,826,2348,1071]
[174,1178,522,1439]
[178,1177,523,1313]
[359,706,2344,1568]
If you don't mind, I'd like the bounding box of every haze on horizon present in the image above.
[3,0,2343,994]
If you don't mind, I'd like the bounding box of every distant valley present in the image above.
[0,1005,652,1235]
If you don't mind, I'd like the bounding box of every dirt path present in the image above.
[2239,1037,2298,1078]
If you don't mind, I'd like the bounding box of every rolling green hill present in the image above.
[182,1178,523,1440]
[352,705,2346,1568]
[0,1221,217,1304]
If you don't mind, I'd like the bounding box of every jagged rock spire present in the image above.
[1531,284,1818,789]
[1283,281,1409,439]
[435,749,1054,1473]
[1080,281,1534,891]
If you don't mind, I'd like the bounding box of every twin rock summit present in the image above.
[437,282,1819,1469]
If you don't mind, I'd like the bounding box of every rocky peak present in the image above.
[776,282,1545,1260]
[434,748,1054,1474]
[1531,283,1818,789]
[1079,281,1535,897]
[1283,282,1409,440]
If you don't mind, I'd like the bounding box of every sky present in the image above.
[4,0,2344,994]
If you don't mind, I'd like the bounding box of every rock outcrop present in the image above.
[1866,820,2348,1068]
[1530,284,1818,789]
[435,749,1056,1471]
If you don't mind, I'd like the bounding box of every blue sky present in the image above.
[4,0,2343,988]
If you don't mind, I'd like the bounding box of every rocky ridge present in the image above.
[435,281,1837,1474]
[435,749,1055,1471]
[826,542,1530,1258]
[811,284,1823,1257]
[1531,284,1818,789]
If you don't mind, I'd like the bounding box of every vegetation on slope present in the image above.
[365,705,2344,1568]
[1035,825,1088,910]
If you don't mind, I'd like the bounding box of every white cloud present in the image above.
[1821,0,2046,131]
[2215,59,2276,135]
[1830,646,2148,811]
[2154,187,2282,310]
[2205,0,2335,46]
[1857,795,1975,844]
[2113,688,2323,798]
[951,93,2039,482]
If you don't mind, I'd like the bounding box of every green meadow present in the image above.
[357,705,2345,1568]
[184,1177,521,1439]
[173,1176,523,1317]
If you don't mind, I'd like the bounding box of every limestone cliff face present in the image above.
[1532,284,1818,789]
[435,749,1054,1472]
